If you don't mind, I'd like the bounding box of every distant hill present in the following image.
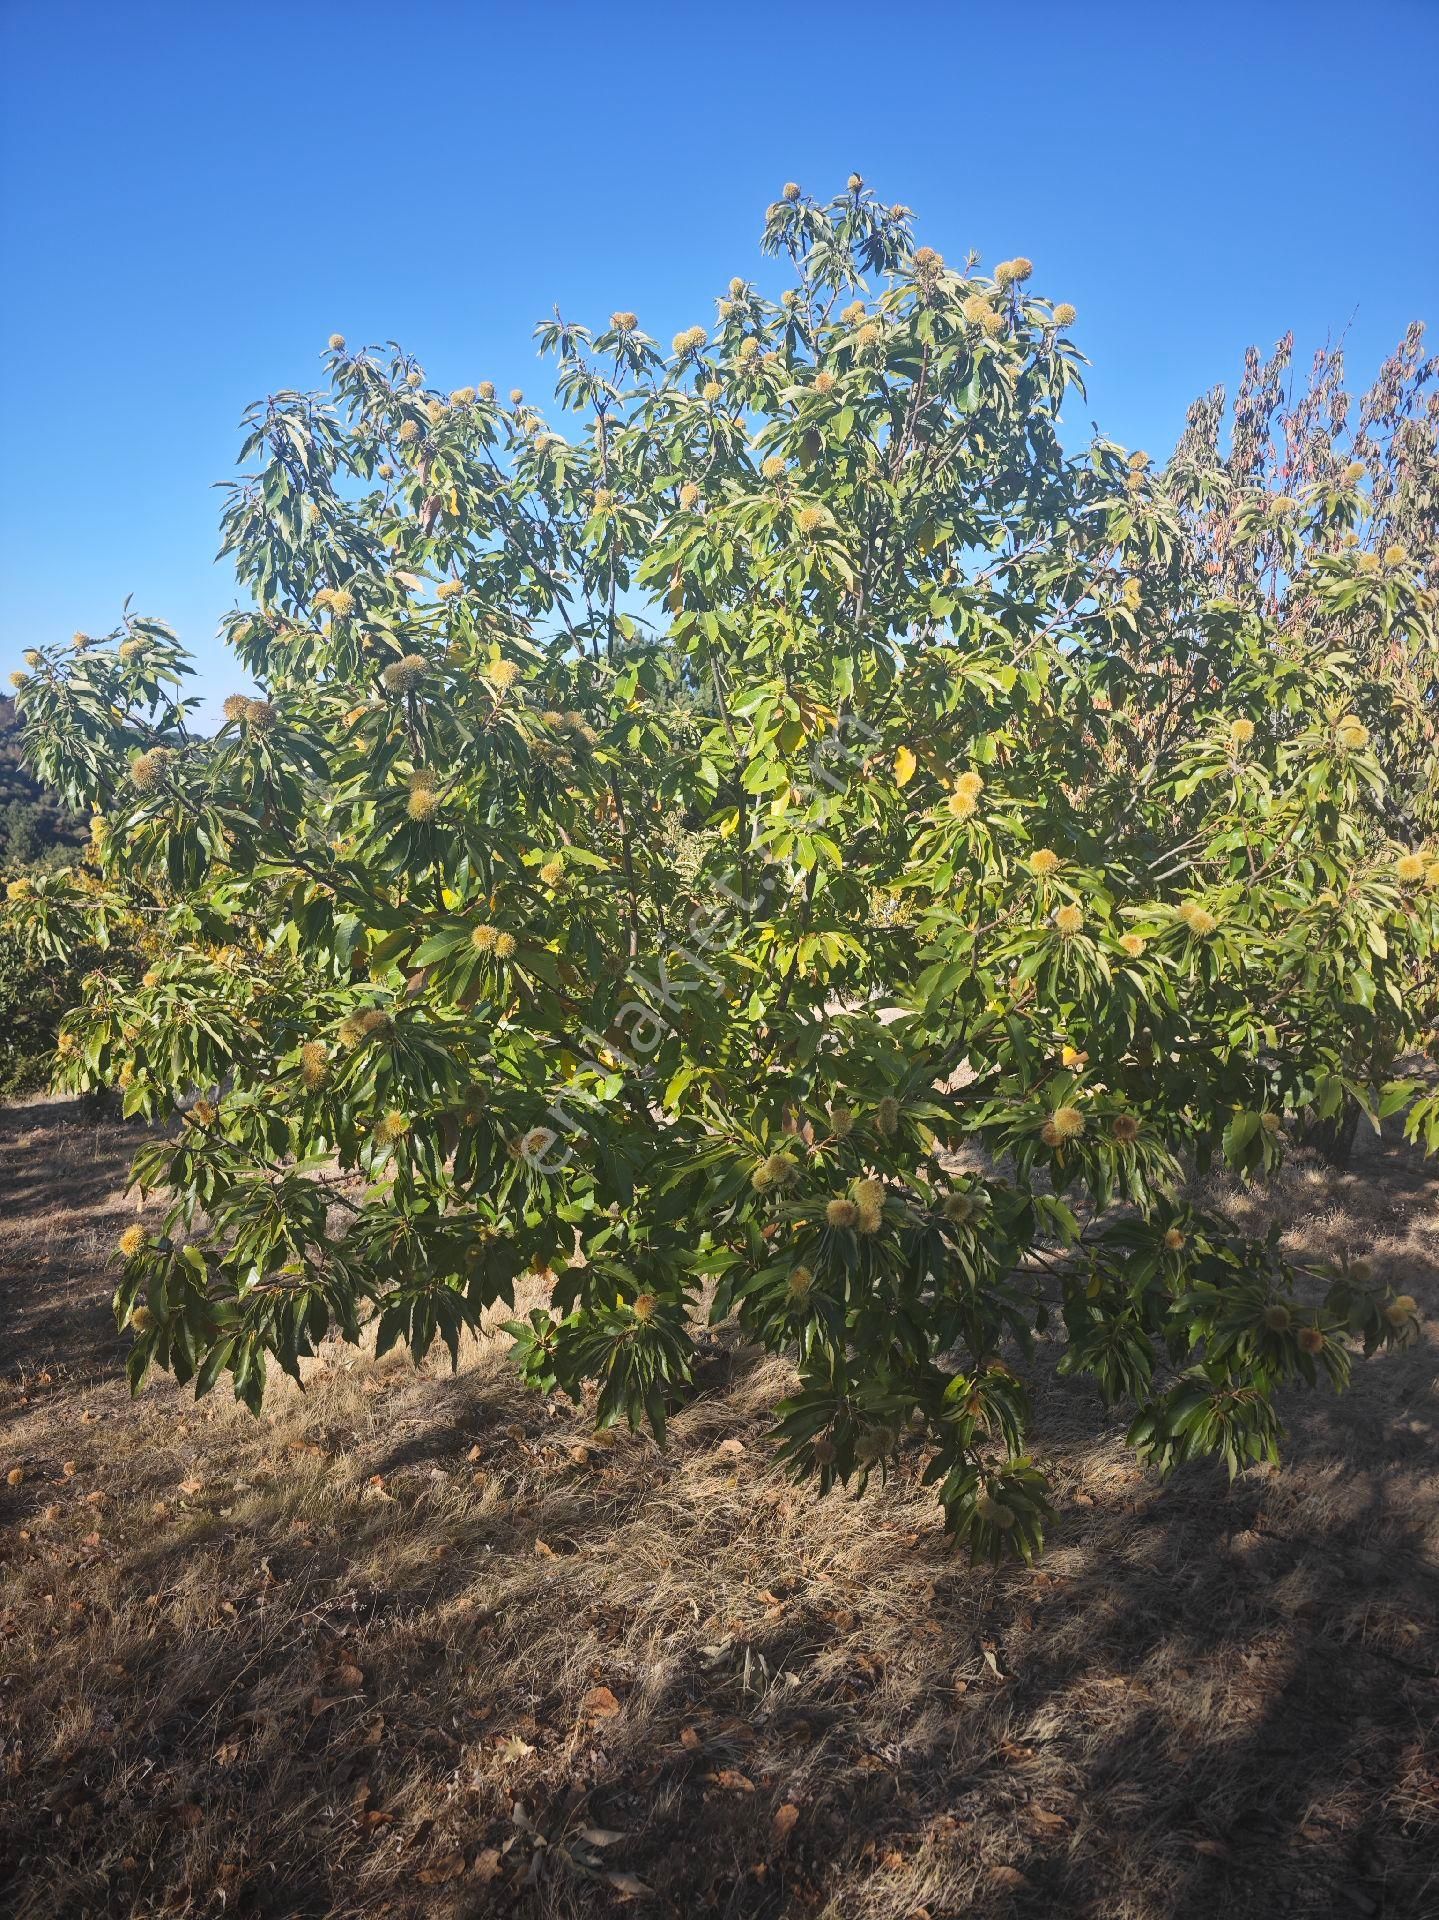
[0,695,84,865]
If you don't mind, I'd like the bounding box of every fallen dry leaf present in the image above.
[772,1802,800,1842]
[582,1685,621,1720]
[604,1871,651,1896]
[708,1768,754,1793]
[415,1852,466,1884]
[989,1864,1031,1888]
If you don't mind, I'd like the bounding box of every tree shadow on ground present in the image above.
[0,1105,1435,1920]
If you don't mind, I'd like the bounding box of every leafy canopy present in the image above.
[9,179,1438,1560]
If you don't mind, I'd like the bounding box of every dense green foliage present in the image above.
[0,923,81,1096]
[0,696,95,1091]
[7,181,1437,1557]
[1,696,83,863]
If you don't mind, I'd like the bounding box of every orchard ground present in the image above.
[1,1097,1436,1920]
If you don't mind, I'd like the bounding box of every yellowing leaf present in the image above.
[894,746,917,787]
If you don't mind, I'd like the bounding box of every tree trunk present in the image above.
[1298,1095,1364,1169]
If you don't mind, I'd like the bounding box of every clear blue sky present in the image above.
[3,0,1436,725]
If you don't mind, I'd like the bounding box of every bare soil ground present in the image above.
[1,1097,1436,1920]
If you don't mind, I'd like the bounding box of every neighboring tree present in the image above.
[0,694,101,1093]
[6,183,1436,1558]
[1168,330,1439,1160]
[0,917,89,1096]
[0,694,84,865]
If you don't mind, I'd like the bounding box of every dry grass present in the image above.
[1,1096,1437,1919]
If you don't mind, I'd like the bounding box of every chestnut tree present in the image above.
[8,180,1437,1559]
